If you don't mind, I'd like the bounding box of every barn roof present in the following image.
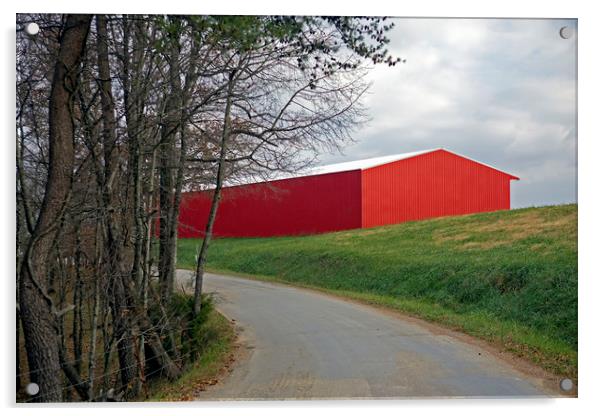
[221,148,518,189]
[307,148,437,176]
[304,148,519,180]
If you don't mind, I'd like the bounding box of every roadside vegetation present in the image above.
[143,302,236,401]
[177,204,577,378]
[17,290,235,402]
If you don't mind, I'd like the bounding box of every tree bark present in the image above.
[16,308,22,393]
[18,14,92,402]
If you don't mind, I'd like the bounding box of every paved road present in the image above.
[176,270,553,400]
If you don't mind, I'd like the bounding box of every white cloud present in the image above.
[320,18,577,208]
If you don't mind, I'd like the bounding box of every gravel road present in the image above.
[175,270,554,400]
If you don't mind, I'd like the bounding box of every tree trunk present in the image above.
[18,14,91,402]
[194,70,236,316]
[86,221,102,400]
[72,222,84,374]
[96,14,138,395]
[59,345,90,401]
[122,20,148,396]
[123,16,147,293]
[158,24,182,305]
[135,311,182,380]
[142,145,157,313]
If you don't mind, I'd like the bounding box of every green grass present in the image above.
[144,309,235,401]
[177,204,577,378]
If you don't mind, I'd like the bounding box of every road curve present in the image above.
[176,270,554,400]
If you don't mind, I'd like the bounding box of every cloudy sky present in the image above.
[318,18,577,208]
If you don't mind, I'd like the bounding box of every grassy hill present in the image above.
[177,204,577,377]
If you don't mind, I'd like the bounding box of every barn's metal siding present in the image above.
[361,149,515,228]
[179,170,362,238]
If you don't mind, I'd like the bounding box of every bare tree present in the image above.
[15,14,399,402]
[189,17,392,313]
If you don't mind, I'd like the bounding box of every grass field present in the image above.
[177,204,577,377]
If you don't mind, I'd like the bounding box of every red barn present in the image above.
[178,148,519,238]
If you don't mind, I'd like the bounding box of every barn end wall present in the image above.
[179,170,362,238]
[361,149,515,228]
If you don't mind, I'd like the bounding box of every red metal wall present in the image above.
[361,149,517,228]
[178,170,362,238]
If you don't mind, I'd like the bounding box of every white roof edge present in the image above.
[309,148,441,175]
[292,147,518,180]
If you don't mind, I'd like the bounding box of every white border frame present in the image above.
[3,2,599,415]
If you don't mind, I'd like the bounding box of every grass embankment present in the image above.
[144,307,235,401]
[177,204,577,378]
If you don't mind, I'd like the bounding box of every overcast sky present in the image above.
[318,18,577,208]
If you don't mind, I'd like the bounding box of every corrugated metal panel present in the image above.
[361,149,516,228]
[179,149,517,237]
[179,170,362,238]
